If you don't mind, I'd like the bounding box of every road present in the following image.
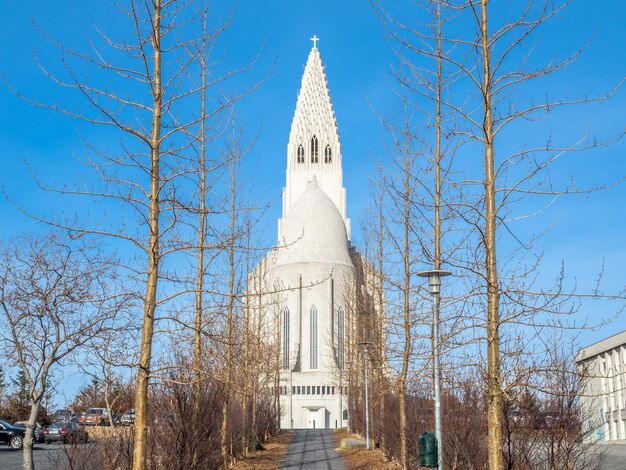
[281,429,346,470]
[3,435,621,470]
[597,442,626,470]
[0,442,97,470]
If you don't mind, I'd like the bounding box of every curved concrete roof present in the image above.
[276,177,352,267]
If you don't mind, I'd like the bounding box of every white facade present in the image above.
[251,42,356,429]
[575,330,626,442]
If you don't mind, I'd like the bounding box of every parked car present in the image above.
[12,421,45,443]
[0,420,25,449]
[53,409,76,423]
[43,422,89,444]
[79,408,110,426]
[154,412,176,426]
[120,409,135,426]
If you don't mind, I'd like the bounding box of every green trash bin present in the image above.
[419,432,438,468]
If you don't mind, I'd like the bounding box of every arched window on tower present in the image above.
[338,307,345,370]
[310,305,318,369]
[282,307,290,370]
[297,145,304,164]
[325,145,332,163]
[311,135,319,163]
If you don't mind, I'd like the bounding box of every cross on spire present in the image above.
[310,35,319,49]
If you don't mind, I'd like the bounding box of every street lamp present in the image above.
[417,269,451,470]
[358,341,371,450]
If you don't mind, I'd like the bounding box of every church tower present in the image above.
[250,38,360,430]
[248,39,385,430]
[279,37,351,241]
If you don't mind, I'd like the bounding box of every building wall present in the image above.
[268,263,353,429]
[576,330,626,442]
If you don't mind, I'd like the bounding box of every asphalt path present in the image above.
[0,442,97,470]
[280,429,346,470]
[3,434,621,470]
[597,442,626,470]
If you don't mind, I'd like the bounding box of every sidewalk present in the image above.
[280,430,346,470]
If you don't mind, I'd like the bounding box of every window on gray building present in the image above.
[338,307,345,369]
[282,307,290,370]
[310,305,318,369]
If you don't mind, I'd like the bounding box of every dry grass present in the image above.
[230,432,293,470]
[85,427,400,469]
[84,425,133,441]
[334,431,402,470]
[86,426,292,469]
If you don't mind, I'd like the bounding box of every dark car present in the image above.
[120,409,135,426]
[0,420,25,449]
[43,422,89,444]
[12,421,45,443]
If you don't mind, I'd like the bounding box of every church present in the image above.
[249,38,377,430]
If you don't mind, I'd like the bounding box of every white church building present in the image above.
[249,39,375,430]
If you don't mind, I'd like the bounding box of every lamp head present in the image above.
[428,274,441,295]
[417,269,452,296]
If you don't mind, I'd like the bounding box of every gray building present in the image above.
[575,330,626,442]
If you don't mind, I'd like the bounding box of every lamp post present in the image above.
[418,269,451,470]
[358,341,371,449]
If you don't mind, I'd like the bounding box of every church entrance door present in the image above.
[308,409,319,429]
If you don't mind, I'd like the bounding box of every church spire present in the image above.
[288,41,340,154]
[281,39,350,239]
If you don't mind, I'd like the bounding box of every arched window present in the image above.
[282,308,290,370]
[297,145,305,164]
[324,145,332,163]
[338,307,345,370]
[310,305,318,369]
[311,136,319,163]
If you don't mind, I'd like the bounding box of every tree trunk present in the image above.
[22,399,41,470]
[241,256,251,454]
[433,4,444,468]
[221,157,237,469]
[480,1,503,469]
[192,28,209,467]
[374,174,387,457]
[241,290,251,455]
[251,270,262,442]
[399,130,412,470]
[132,2,162,468]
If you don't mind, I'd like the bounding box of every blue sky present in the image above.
[1,1,625,397]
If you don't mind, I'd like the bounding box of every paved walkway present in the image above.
[280,429,347,470]
[598,441,626,470]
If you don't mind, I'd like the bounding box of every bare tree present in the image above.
[220,119,241,469]
[360,177,391,456]
[539,334,604,470]
[371,1,624,468]
[367,91,430,469]
[442,3,621,466]
[5,1,263,466]
[183,7,236,464]
[0,232,126,470]
[79,330,137,430]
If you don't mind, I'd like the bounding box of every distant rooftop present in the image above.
[574,329,626,363]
